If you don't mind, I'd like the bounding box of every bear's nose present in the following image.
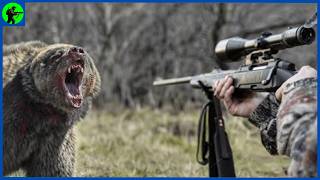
[68,47,84,55]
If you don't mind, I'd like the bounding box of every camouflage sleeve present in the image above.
[276,77,317,177]
[248,77,317,177]
[248,93,279,155]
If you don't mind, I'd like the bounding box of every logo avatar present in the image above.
[2,2,24,25]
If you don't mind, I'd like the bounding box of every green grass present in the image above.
[74,107,290,177]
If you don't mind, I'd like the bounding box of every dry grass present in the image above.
[74,107,290,177]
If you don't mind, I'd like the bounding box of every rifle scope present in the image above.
[215,26,315,62]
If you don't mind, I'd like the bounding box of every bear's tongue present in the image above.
[65,82,82,108]
[67,83,80,96]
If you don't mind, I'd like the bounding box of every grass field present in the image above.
[73,107,290,177]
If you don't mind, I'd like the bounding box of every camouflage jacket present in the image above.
[248,77,317,177]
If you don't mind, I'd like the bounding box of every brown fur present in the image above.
[3,41,101,176]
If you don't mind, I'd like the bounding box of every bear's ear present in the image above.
[84,56,101,98]
[28,43,50,71]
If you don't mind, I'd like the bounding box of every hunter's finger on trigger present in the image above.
[219,76,233,98]
[225,86,234,99]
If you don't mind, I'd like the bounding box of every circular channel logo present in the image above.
[2,2,24,25]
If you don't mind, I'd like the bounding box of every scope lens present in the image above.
[299,27,315,44]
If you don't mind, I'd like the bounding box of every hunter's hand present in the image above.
[212,76,267,118]
[275,66,317,102]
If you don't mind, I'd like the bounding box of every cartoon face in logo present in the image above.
[2,2,24,25]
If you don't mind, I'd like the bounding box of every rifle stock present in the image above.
[154,60,296,92]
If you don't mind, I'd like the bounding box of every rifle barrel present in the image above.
[153,76,192,86]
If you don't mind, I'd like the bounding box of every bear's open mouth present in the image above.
[64,63,84,108]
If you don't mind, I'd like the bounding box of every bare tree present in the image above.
[4,3,317,109]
